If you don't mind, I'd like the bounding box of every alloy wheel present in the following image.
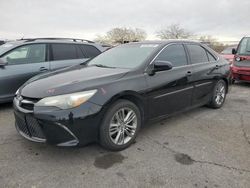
[215,82,226,105]
[109,107,137,145]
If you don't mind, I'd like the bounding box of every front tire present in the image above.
[207,80,227,109]
[99,99,141,151]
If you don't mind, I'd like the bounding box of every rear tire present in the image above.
[207,80,227,109]
[99,99,141,151]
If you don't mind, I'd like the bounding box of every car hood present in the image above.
[20,65,129,98]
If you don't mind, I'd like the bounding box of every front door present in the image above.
[0,44,49,100]
[145,43,194,119]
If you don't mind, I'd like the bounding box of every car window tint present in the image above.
[80,45,101,58]
[2,44,46,64]
[187,44,209,64]
[75,45,85,58]
[51,44,78,61]
[155,44,187,67]
[207,51,216,61]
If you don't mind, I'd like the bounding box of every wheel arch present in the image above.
[102,90,146,123]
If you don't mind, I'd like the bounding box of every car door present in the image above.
[0,44,49,100]
[145,43,194,119]
[185,44,219,106]
[49,43,89,71]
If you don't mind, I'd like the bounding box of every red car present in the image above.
[220,45,237,65]
[231,37,250,83]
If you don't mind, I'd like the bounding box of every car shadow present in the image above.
[0,102,13,111]
[234,82,250,88]
[17,106,209,162]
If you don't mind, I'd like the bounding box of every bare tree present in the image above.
[95,27,147,45]
[156,24,193,39]
[199,35,225,52]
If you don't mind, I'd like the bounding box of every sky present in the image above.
[0,0,249,42]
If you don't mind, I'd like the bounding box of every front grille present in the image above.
[15,114,45,140]
[20,103,34,111]
[19,97,39,111]
[26,116,45,139]
[16,115,29,136]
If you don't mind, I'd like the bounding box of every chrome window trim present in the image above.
[145,42,219,73]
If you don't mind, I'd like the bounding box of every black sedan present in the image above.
[13,40,231,151]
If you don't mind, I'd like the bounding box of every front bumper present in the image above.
[13,97,103,146]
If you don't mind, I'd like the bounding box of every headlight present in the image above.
[35,90,97,109]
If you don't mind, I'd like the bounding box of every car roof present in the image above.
[125,40,202,46]
[0,38,105,55]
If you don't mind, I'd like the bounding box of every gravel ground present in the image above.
[0,83,250,188]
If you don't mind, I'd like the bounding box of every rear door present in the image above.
[185,44,219,106]
[49,43,88,71]
[0,44,49,100]
[145,43,194,119]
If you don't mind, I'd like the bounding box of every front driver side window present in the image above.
[156,44,188,67]
[2,44,46,65]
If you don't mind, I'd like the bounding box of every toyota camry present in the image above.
[13,40,231,151]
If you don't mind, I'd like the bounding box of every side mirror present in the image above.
[232,48,237,55]
[0,59,7,67]
[153,60,173,72]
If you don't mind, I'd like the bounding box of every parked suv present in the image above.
[231,37,250,83]
[0,38,105,103]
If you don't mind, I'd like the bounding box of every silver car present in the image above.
[0,38,106,103]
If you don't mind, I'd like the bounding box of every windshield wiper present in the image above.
[91,64,116,68]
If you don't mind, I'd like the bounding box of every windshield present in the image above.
[0,43,16,55]
[88,43,159,69]
[238,37,250,55]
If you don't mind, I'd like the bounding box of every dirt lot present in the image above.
[0,83,250,188]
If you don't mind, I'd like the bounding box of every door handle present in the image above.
[186,71,192,76]
[39,67,48,72]
[215,65,220,69]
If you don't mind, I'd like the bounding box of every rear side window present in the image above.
[155,44,188,67]
[2,44,46,64]
[51,44,78,61]
[187,44,209,64]
[206,51,216,61]
[80,45,101,58]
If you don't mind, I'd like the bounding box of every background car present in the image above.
[13,40,230,151]
[231,37,250,83]
[220,45,238,64]
[0,38,106,103]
